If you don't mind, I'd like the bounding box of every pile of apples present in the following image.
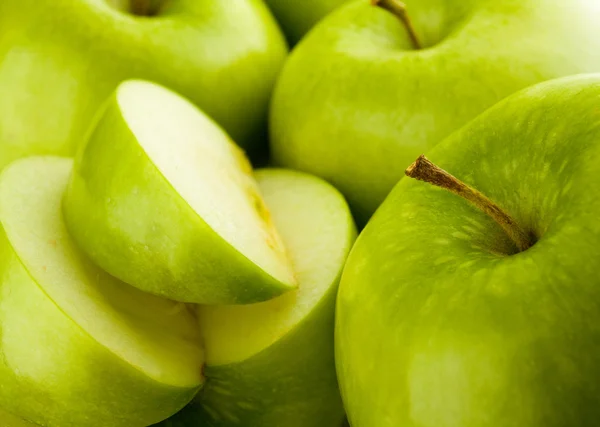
[2,0,600,426]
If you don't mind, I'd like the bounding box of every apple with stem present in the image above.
[264,0,351,44]
[158,168,356,427]
[63,80,298,305]
[270,0,600,224]
[336,74,600,426]
[0,157,204,427]
[0,0,287,171]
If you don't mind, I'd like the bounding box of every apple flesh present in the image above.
[63,80,297,305]
[0,0,287,171]
[336,74,600,426]
[158,168,356,427]
[270,0,600,224]
[0,156,204,427]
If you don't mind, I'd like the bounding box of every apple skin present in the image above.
[0,157,202,427]
[157,168,357,427]
[336,74,600,427]
[264,0,351,44]
[0,0,287,170]
[270,0,600,224]
[0,408,36,426]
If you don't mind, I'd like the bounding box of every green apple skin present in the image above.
[63,82,296,305]
[158,169,357,427]
[0,0,287,170]
[0,408,36,427]
[270,0,600,225]
[264,0,351,44]
[0,157,203,427]
[336,74,600,427]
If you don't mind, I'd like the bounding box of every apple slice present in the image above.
[158,168,357,427]
[63,80,297,304]
[0,157,204,427]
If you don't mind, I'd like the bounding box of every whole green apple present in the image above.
[270,0,600,224]
[0,0,287,170]
[0,156,204,427]
[336,74,600,426]
[264,0,351,44]
[63,80,297,305]
[157,168,356,427]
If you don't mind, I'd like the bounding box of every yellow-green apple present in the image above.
[0,156,204,427]
[0,0,287,170]
[336,74,600,427]
[270,0,600,224]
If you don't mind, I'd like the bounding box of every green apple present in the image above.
[336,74,600,427]
[264,0,351,44]
[63,80,297,305]
[270,0,600,224]
[0,0,287,171]
[157,168,356,427]
[0,156,204,427]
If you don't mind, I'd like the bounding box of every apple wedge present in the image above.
[158,168,356,427]
[63,80,297,305]
[0,157,204,427]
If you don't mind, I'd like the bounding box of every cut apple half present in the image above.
[63,80,296,304]
[0,157,204,427]
[159,168,357,427]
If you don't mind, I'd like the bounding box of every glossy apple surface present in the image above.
[0,0,287,170]
[336,74,600,426]
[63,80,296,305]
[0,157,204,427]
[271,0,600,224]
[159,168,356,427]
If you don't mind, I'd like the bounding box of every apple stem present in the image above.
[371,0,422,50]
[405,155,534,252]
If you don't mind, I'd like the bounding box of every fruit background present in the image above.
[2,0,600,426]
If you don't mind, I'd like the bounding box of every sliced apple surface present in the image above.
[63,80,296,304]
[0,157,204,427]
[158,168,357,427]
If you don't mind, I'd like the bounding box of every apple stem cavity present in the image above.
[371,0,422,50]
[130,0,159,16]
[405,155,534,252]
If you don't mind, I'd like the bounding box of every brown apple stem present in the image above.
[405,155,534,252]
[371,0,422,49]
